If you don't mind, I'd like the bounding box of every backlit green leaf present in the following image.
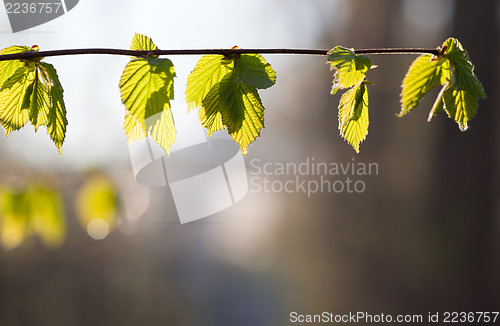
[131,33,158,53]
[220,79,265,154]
[328,46,371,94]
[187,53,275,154]
[442,87,478,131]
[0,66,34,134]
[198,72,265,154]
[399,37,485,132]
[38,62,67,153]
[442,37,486,99]
[186,54,231,112]
[234,54,276,89]
[27,75,50,130]
[123,111,147,144]
[0,48,67,154]
[0,46,30,88]
[198,79,225,135]
[147,109,177,153]
[399,54,448,116]
[120,34,176,154]
[338,82,369,153]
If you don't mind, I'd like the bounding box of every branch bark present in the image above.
[0,47,440,61]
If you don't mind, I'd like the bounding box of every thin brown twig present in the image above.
[0,47,440,61]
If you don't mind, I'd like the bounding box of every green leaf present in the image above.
[221,78,265,154]
[0,46,30,88]
[199,72,265,154]
[38,62,68,154]
[399,38,484,131]
[186,54,231,112]
[27,72,50,130]
[217,72,245,131]
[442,38,486,99]
[338,82,369,153]
[442,87,478,131]
[123,111,147,144]
[147,109,177,153]
[131,33,159,52]
[0,66,34,134]
[234,54,276,89]
[187,54,275,154]
[198,80,225,135]
[120,34,176,154]
[0,52,67,153]
[328,46,372,94]
[399,54,448,116]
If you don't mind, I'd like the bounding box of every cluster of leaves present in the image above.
[0,35,485,155]
[328,37,486,152]
[399,38,486,131]
[185,47,276,155]
[328,46,373,152]
[0,175,119,249]
[120,34,276,155]
[0,45,66,153]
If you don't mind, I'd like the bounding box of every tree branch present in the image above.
[0,47,440,61]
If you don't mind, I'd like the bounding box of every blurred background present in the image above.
[0,0,499,325]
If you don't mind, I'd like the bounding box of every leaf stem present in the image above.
[0,47,440,61]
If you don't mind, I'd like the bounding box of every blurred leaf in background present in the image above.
[0,184,65,249]
[76,175,119,240]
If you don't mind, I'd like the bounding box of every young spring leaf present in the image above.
[218,73,266,153]
[0,66,34,134]
[328,46,372,94]
[441,37,486,99]
[0,46,67,153]
[400,54,448,116]
[0,46,30,87]
[186,53,276,155]
[338,82,369,153]
[38,62,68,153]
[442,86,478,131]
[119,33,176,155]
[186,55,232,113]
[124,111,147,144]
[234,54,276,89]
[130,33,158,54]
[400,37,485,131]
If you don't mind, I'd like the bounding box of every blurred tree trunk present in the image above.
[430,0,498,310]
